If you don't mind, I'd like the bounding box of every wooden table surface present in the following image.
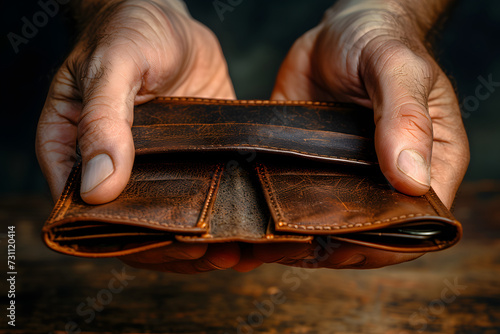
[1,180,499,334]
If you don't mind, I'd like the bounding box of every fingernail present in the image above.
[397,149,430,187]
[338,254,366,267]
[81,154,114,194]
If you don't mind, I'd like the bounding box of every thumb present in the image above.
[77,51,145,204]
[363,45,434,196]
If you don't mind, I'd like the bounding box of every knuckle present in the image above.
[369,39,435,81]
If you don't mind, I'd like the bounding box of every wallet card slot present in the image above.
[52,222,172,239]
[54,233,170,241]
[43,156,225,257]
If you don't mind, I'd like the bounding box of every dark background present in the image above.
[1,0,499,198]
[0,2,499,333]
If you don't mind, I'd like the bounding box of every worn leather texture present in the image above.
[42,97,462,258]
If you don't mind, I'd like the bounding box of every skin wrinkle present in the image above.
[291,29,329,100]
[83,62,136,122]
[38,138,76,153]
[38,118,77,127]
[403,119,432,142]
[81,62,109,98]
[43,102,79,126]
[77,114,123,151]
[393,107,428,122]
[359,41,402,110]
[80,94,124,120]
[52,73,80,96]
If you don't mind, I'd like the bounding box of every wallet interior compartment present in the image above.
[51,221,174,240]
[45,220,178,256]
[256,158,461,252]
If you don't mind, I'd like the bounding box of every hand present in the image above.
[37,0,235,204]
[120,242,263,274]
[254,239,423,270]
[35,0,249,273]
[262,0,469,268]
[271,0,469,208]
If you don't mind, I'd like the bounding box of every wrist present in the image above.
[70,0,189,34]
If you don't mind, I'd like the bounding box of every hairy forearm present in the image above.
[69,0,121,32]
[396,0,456,38]
[327,0,456,41]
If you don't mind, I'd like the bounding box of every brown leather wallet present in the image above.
[42,97,462,258]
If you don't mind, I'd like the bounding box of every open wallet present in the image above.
[42,97,462,261]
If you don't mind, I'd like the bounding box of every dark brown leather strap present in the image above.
[132,98,377,164]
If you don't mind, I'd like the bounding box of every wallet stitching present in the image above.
[256,164,287,225]
[53,163,221,230]
[276,213,432,231]
[155,97,352,108]
[60,213,203,229]
[257,164,435,231]
[47,163,80,225]
[198,164,223,227]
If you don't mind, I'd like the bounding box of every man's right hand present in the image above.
[35,0,244,274]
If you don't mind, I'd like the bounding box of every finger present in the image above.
[231,243,263,272]
[271,240,422,269]
[36,68,83,201]
[426,74,470,207]
[270,28,323,101]
[122,243,240,274]
[198,243,240,270]
[253,242,313,263]
[362,42,435,196]
[315,242,423,269]
[77,46,147,204]
[118,243,208,264]
[270,44,311,101]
